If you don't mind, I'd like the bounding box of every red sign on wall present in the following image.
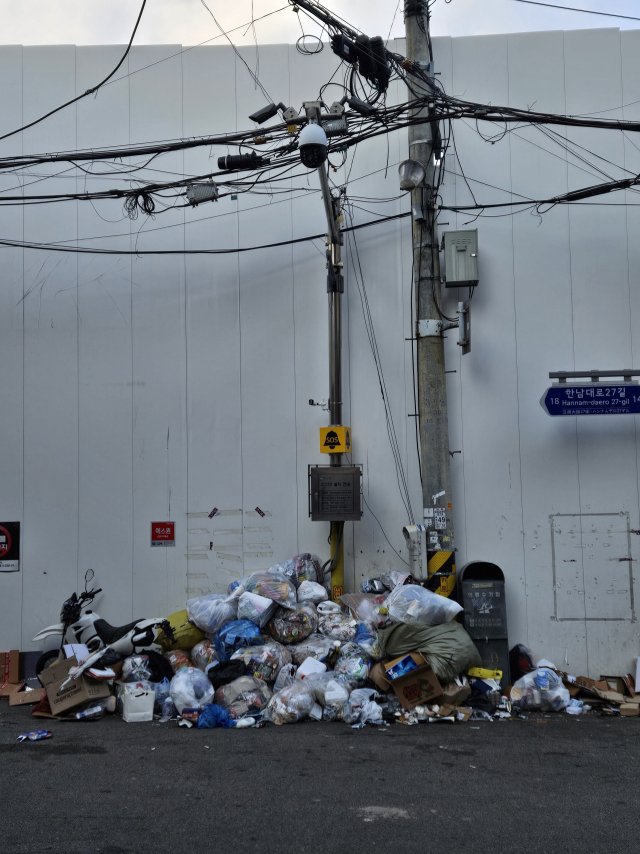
[151,522,175,547]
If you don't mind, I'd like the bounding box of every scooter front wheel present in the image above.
[35,649,62,677]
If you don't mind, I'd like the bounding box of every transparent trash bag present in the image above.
[333,642,371,687]
[510,667,570,712]
[164,650,192,674]
[385,584,463,626]
[339,593,390,630]
[266,681,316,725]
[319,613,357,642]
[339,688,380,725]
[231,642,292,683]
[237,591,277,628]
[237,571,297,611]
[270,553,324,589]
[304,672,351,716]
[121,655,152,683]
[273,663,297,693]
[214,675,272,719]
[186,593,237,635]
[287,634,341,667]
[170,666,215,713]
[267,603,318,645]
[354,623,381,661]
[190,640,219,673]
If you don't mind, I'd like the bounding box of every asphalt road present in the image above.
[0,703,637,854]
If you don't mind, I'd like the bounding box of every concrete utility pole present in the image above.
[404,0,456,594]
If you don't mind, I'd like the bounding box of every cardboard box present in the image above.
[369,663,392,692]
[620,703,640,717]
[9,688,45,707]
[383,653,443,710]
[1,650,23,698]
[40,656,110,716]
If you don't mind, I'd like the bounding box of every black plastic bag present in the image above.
[208,661,245,691]
[509,644,537,682]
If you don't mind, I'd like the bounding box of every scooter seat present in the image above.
[93,618,142,645]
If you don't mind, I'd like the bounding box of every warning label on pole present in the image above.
[426,550,456,598]
[0,522,20,572]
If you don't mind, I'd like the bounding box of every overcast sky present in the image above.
[0,0,638,46]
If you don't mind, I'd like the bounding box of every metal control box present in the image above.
[309,465,362,522]
[443,229,479,288]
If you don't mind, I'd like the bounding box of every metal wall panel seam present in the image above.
[506,33,530,646]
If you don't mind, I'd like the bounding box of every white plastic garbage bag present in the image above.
[385,584,462,626]
[186,594,237,635]
[297,580,329,605]
[169,666,215,713]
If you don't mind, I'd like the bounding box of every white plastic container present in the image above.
[296,656,328,680]
[122,690,155,723]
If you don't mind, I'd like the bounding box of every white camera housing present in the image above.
[299,123,328,169]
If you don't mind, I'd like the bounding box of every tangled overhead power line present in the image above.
[0,0,636,224]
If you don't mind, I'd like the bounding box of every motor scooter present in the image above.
[32,570,173,676]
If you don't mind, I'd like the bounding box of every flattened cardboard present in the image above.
[441,677,471,706]
[9,687,45,707]
[40,655,110,716]
[383,653,443,710]
[0,682,25,699]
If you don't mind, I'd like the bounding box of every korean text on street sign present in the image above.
[151,522,175,547]
[540,383,640,416]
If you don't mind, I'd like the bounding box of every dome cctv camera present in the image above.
[299,122,328,169]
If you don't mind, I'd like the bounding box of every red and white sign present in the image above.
[151,522,175,547]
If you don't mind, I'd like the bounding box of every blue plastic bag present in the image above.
[197,703,235,728]
[214,619,262,662]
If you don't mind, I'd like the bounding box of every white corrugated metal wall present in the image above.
[1,30,639,678]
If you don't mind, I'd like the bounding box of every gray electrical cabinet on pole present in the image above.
[404,0,456,596]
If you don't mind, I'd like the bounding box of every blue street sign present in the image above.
[541,383,640,416]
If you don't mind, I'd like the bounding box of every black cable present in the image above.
[0,0,148,143]
[0,210,413,256]
[362,496,410,568]
[321,522,345,576]
[346,204,415,524]
[508,0,640,21]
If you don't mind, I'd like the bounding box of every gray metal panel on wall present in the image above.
[75,46,134,627]
[0,46,24,649]
[128,46,188,619]
[182,44,243,596]
[21,46,79,646]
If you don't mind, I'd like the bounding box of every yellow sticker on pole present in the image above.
[427,551,456,598]
[320,426,351,454]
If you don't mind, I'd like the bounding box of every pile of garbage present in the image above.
[5,556,640,727]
